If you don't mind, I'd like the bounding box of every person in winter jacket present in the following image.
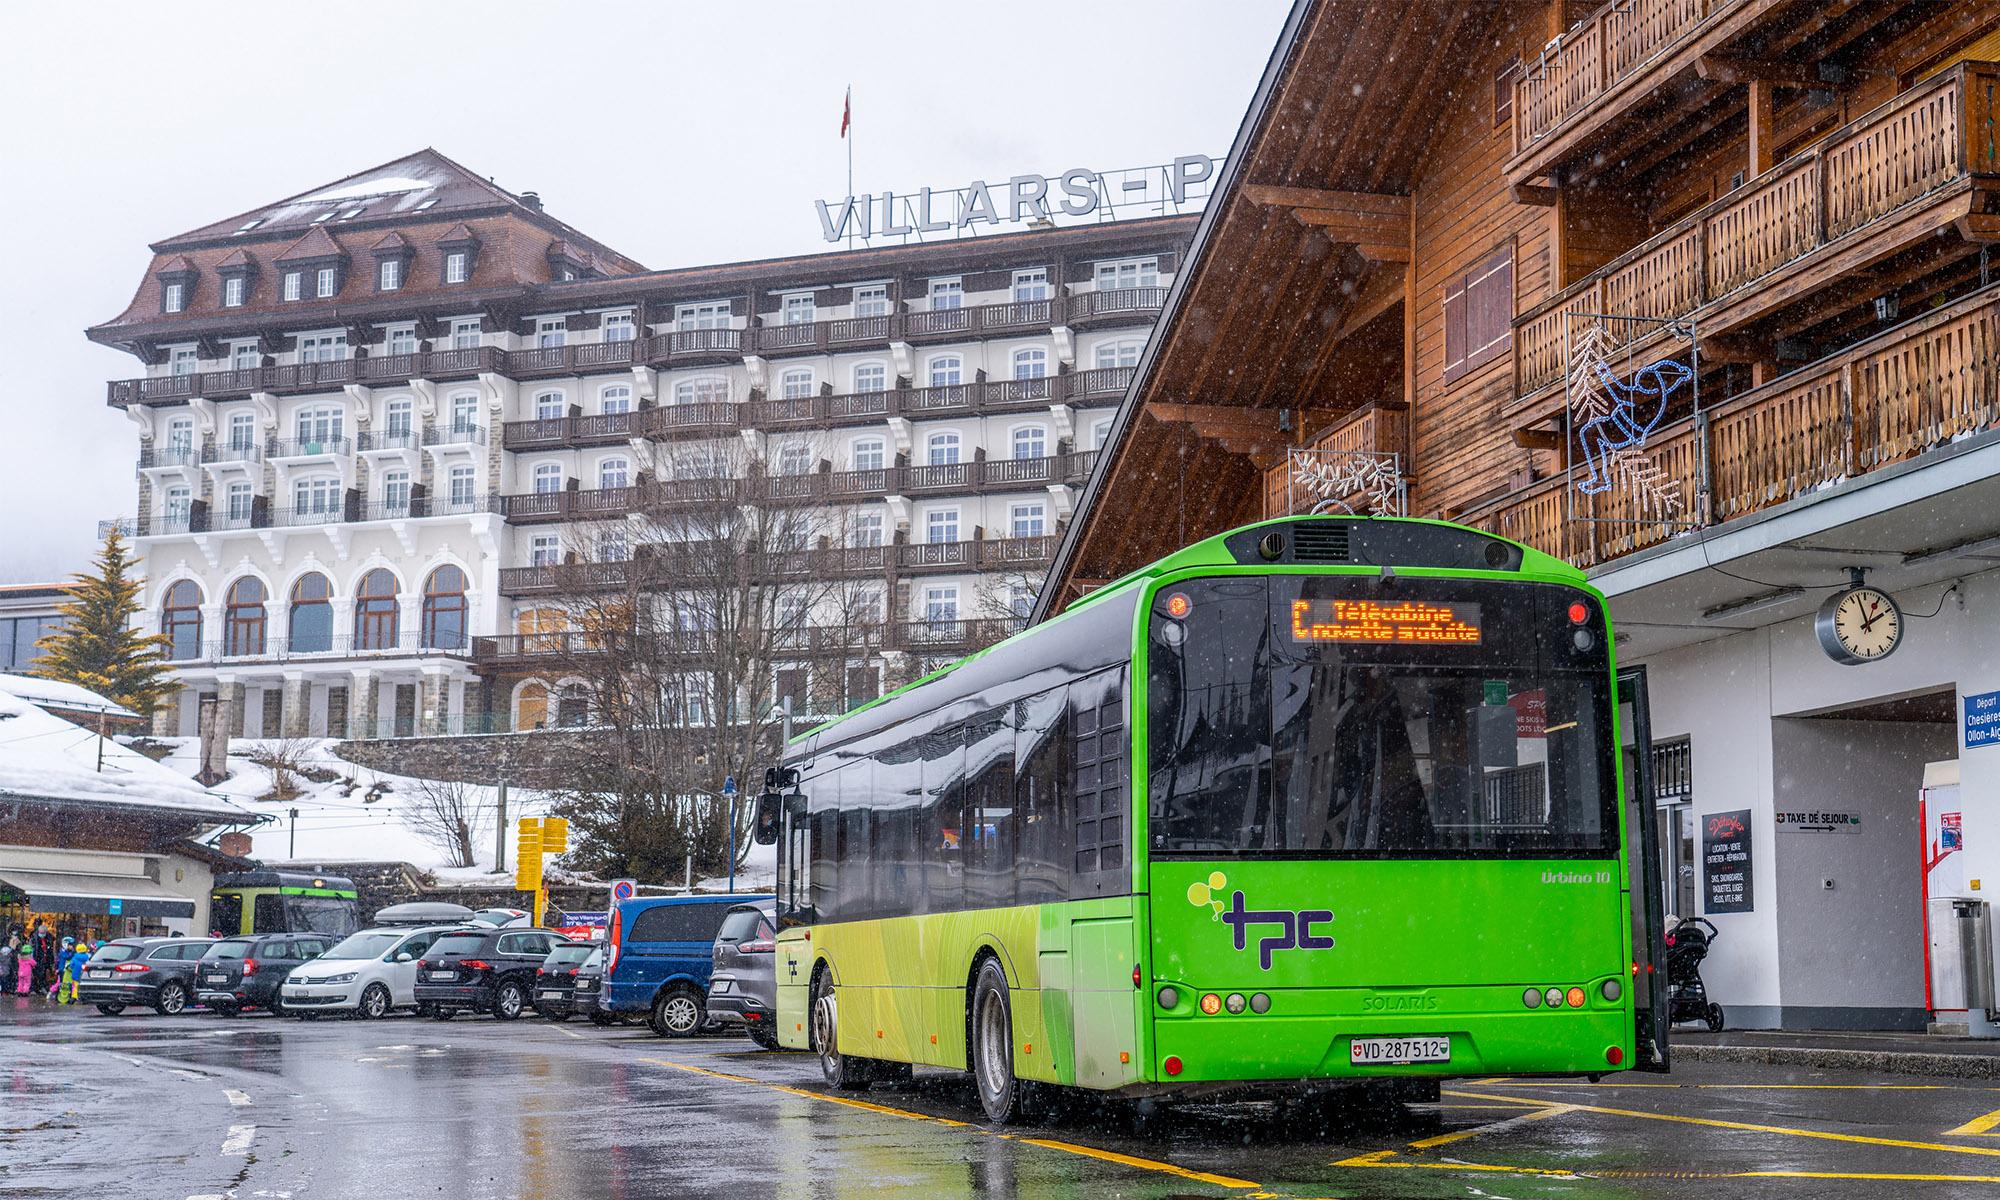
[16,946,35,995]
[0,931,17,995]
[30,925,56,993]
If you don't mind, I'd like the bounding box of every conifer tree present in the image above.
[32,531,176,716]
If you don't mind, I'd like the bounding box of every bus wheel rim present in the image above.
[814,993,838,1070]
[977,989,1008,1101]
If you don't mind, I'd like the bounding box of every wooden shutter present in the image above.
[1442,274,1470,383]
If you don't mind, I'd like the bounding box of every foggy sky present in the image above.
[0,0,1289,583]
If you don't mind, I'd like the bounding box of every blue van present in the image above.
[603,893,772,1037]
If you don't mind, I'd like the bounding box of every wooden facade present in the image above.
[1042,0,2000,613]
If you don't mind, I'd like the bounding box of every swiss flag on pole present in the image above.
[840,86,851,138]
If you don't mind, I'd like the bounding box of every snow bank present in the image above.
[0,692,247,817]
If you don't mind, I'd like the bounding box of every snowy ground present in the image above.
[143,737,775,890]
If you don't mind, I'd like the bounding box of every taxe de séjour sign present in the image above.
[1702,808,1754,915]
[817,156,1220,243]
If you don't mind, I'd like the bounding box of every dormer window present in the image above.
[157,259,198,315]
[378,259,401,291]
[437,224,482,285]
[316,267,337,298]
[284,271,302,302]
[223,276,245,307]
[163,282,185,313]
[445,251,468,284]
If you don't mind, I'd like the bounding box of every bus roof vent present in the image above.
[1291,522,1352,563]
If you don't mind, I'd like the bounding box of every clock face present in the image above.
[1823,587,1901,663]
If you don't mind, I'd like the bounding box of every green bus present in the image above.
[210,871,361,937]
[764,515,1668,1122]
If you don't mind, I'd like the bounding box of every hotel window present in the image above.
[378,259,402,291]
[163,282,185,313]
[227,411,256,450]
[926,431,961,466]
[537,318,567,349]
[387,326,418,356]
[447,464,476,507]
[382,469,411,514]
[927,355,963,387]
[782,293,816,325]
[928,279,963,310]
[1442,244,1514,385]
[283,271,302,302]
[449,392,478,432]
[231,342,260,371]
[676,301,731,331]
[1009,501,1047,538]
[421,565,469,650]
[1094,258,1159,291]
[161,580,203,660]
[1011,347,1048,380]
[225,481,254,524]
[535,391,566,420]
[1011,425,1047,460]
[165,417,195,454]
[163,485,193,530]
[673,377,729,405]
[926,508,960,543]
[292,474,340,514]
[852,362,887,394]
[779,368,815,400]
[1091,417,1112,448]
[294,407,344,444]
[315,267,337,298]
[451,319,481,349]
[598,457,630,489]
[596,529,628,563]
[298,333,348,363]
[855,284,890,317]
[603,312,636,342]
[170,347,198,377]
[353,568,400,651]
[529,534,561,567]
[533,463,564,493]
[1012,268,1050,302]
[384,398,413,437]
[849,510,884,547]
[924,584,960,623]
[288,573,333,653]
[1007,582,1034,619]
[600,385,633,415]
[223,276,246,308]
[775,441,812,476]
[444,251,469,284]
[850,438,885,472]
[1093,338,1143,369]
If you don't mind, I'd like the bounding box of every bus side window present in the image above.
[253,893,286,934]
[965,706,1018,909]
[1070,668,1130,897]
[837,768,873,921]
[808,775,839,923]
[1016,684,1073,904]
[922,724,967,915]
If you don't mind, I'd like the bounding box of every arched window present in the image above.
[514,681,549,731]
[600,385,633,415]
[353,568,400,651]
[1091,417,1112,449]
[1094,338,1143,369]
[162,580,203,661]
[421,565,468,650]
[533,463,564,493]
[850,438,886,472]
[289,573,333,654]
[673,377,729,405]
[224,577,267,657]
[926,431,961,466]
[1011,425,1047,460]
[928,355,963,387]
[1011,347,1048,380]
[598,457,630,489]
[534,390,566,420]
[852,362,887,394]
[779,368,815,400]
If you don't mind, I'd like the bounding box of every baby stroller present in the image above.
[1664,916,1724,1031]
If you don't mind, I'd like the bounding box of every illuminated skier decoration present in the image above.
[1288,448,1405,516]
[1567,321,1692,518]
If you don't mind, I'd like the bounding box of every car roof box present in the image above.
[374,901,475,926]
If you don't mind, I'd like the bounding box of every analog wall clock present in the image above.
[1815,584,1902,665]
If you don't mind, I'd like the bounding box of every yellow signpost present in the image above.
[515,817,548,925]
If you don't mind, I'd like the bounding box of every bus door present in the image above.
[1619,664,1670,1072]
[210,891,245,937]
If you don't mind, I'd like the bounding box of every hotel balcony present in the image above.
[200,441,263,466]
[643,328,744,366]
[1512,62,2000,420]
[1067,287,1169,328]
[420,423,488,449]
[1465,280,2000,569]
[107,346,504,407]
[494,535,1057,599]
[470,614,1025,669]
[137,444,201,471]
[162,632,475,669]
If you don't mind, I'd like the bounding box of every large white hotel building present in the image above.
[89,151,1192,738]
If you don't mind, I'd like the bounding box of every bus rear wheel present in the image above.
[812,972,873,1091]
[970,959,1040,1124]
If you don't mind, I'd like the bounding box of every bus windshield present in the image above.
[1147,575,1618,858]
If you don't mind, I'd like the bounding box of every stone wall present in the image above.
[283,859,704,921]
[331,730,611,789]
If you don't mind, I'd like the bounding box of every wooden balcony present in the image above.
[1513,62,2000,411]
[108,346,504,407]
[1468,281,2000,569]
[644,328,744,364]
[1067,287,1169,327]
[493,537,1053,598]
[1259,401,1409,519]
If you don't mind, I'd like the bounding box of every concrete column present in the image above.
[151,687,184,737]
[419,669,449,736]
[281,672,310,737]
[216,678,246,738]
[347,670,378,740]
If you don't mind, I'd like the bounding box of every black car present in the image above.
[414,927,567,1020]
[570,947,614,1025]
[196,932,334,1015]
[76,937,219,1015]
[531,941,601,1020]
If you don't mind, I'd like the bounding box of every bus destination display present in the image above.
[1289,599,1483,645]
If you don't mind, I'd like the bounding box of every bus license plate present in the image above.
[1350,1036,1450,1065]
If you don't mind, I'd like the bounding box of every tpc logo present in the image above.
[1187,872,1335,970]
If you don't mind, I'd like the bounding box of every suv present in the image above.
[280,924,462,1018]
[708,901,779,1048]
[77,937,218,1015]
[603,894,770,1037]
[532,941,599,1020]
[196,933,333,1015]
[416,927,567,1020]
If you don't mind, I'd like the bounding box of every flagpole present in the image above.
[845,85,855,251]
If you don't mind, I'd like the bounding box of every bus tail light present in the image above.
[1163,1056,1183,1077]
[1165,592,1192,619]
[1199,993,1222,1015]
[1522,987,1542,1009]
[1568,601,1590,625]
[1132,965,1141,988]
[1606,1046,1625,1066]
[1566,987,1586,1008]
[1601,979,1621,1001]
[1156,986,1180,1010]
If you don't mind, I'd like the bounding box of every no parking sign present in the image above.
[609,879,637,909]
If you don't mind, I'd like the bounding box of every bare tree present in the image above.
[246,734,323,801]
[403,777,484,869]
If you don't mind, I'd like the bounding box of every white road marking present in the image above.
[170,1068,208,1081]
[220,1123,256,1156]
[225,1088,252,1107]
[553,1025,586,1041]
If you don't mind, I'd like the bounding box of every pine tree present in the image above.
[32,531,177,716]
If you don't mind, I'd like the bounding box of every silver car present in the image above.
[706,901,778,1048]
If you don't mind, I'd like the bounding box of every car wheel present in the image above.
[749,1025,780,1051]
[970,958,1040,1124]
[95,1003,125,1017]
[650,987,703,1038]
[358,984,392,1020]
[154,981,190,1016]
[812,972,873,1090]
[265,994,285,1017]
[494,979,528,1021]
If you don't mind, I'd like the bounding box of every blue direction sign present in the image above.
[1965,690,2000,749]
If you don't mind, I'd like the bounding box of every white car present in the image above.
[280,924,463,1019]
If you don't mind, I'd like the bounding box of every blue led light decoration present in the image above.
[1565,318,1696,519]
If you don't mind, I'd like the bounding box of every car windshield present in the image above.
[545,945,592,966]
[202,941,253,960]
[90,943,141,963]
[322,931,403,960]
[429,933,489,956]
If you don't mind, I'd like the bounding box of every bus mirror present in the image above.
[753,792,782,845]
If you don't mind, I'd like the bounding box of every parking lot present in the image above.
[6,995,2000,1199]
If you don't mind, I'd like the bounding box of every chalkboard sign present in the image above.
[1702,808,1754,914]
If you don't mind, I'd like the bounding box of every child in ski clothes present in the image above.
[61,942,90,1003]
[16,947,34,995]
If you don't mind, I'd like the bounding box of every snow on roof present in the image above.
[0,674,140,720]
[298,174,438,204]
[0,692,249,818]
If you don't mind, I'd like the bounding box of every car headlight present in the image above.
[320,972,358,985]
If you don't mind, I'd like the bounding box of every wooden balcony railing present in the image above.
[1068,287,1169,324]
[1513,0,1723,157]
[493,537,1056,598]
[1515,62,2000,402]
[1259,401,1409,519]
[1469,282,2000,568]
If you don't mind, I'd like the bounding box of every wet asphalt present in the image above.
[5,994,2000,1199]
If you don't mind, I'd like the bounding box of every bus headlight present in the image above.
[1601,979,1622,1002]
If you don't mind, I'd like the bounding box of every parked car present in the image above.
[532,941,600,1020]
[77,937,218,1016]
[196,932,335,1015]
[707,900,780,1048]
[279,924,463,1018]
[470,907,533,928]
[415,927,568,1020]
[570,948,613,1026]
[603,894,771,1038]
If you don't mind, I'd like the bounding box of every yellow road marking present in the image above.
[1447,1089,2000,1159]
[1337,1150,2000,1184]
[1407,1103,1575,1149]
[638,1057,1258,1191]
[1948,1106,2000,1137]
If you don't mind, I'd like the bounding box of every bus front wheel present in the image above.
[970,959,1041,1124]
[811,973,873,1091]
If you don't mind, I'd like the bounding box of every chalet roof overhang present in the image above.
[1033,0,1500,621]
